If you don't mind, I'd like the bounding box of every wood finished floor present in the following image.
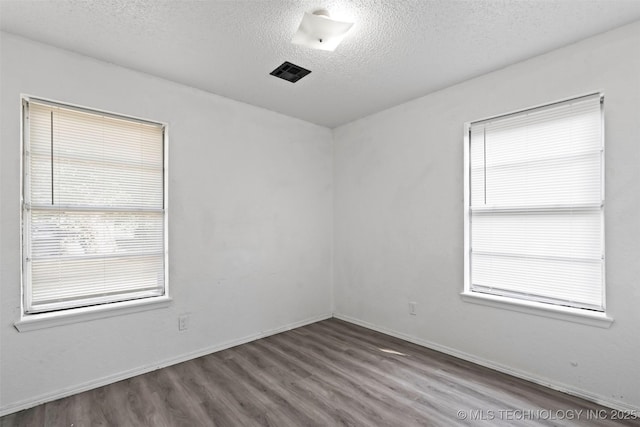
[2,318,638,427]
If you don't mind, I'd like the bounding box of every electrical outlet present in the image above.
[178,314,189,331]
[409,301,417,315]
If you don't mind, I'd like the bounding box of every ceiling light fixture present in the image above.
[292,9,354,52]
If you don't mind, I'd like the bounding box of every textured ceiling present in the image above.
[2,0,640,128]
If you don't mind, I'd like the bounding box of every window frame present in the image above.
[17,95,170,331]
[462,93,612,328]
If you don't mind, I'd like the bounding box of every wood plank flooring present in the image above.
[2,318,638,426]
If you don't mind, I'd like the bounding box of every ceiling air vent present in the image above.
[270,61,311,83]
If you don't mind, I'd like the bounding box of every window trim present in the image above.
[462,92,611,326]
[460,291,613,328]
[14,296,172,332]
[17,95,170,330]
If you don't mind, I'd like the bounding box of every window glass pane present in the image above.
[467,94,603,311]
[24,99,166,313]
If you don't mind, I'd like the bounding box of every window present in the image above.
[22,98,167,315]
[464,93,604,312]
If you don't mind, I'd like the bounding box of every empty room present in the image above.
[1,0,639,425]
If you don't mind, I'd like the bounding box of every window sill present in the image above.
[460,291,613,328]
[14,296,172,332]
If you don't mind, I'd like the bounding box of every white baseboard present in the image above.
[0,312,332,417]
[333,313,639,414]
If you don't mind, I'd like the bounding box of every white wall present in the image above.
[2,20,639,416]
[0,33,333,414]
[333,21,640,411]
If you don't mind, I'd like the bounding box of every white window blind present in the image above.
[23,99,166,314]
[468,94,604,311]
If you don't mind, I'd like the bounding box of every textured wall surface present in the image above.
[333,21,640,411]
[0,33,333,414]
[1,17,640,417]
